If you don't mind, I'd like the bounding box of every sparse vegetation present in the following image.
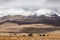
[0,17,60,40]
[0,33,60,40]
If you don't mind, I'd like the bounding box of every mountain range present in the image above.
[0,8,59,25]
[0,8,60,18]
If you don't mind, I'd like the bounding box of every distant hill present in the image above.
[0,15,60,26]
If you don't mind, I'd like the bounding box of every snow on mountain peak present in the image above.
[0,8,60,17]
[35,9,52,17]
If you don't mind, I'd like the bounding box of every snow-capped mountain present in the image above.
[0,8,60,25]
[0,8,60,18]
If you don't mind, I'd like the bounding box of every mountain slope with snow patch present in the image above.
[0,8,60,17]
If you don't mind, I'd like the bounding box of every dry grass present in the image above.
[0,21,60,40]
[0,33,60,40]
[0,23,60,33]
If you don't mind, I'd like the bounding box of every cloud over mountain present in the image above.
[0,8,60,17]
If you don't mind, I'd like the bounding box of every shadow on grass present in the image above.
[0,27,60,33]
[18,27,60,33]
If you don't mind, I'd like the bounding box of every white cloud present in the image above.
[0,0,60,17]
[0,0,60,9]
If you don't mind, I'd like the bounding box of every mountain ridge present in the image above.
[0,8,60,17]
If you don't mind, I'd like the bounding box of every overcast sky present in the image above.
[0,0,60,9]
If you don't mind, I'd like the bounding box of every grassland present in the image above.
[0,23,60,40]
[0,33,60,40]
[0,23,60,33]
[0,18,60,40]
